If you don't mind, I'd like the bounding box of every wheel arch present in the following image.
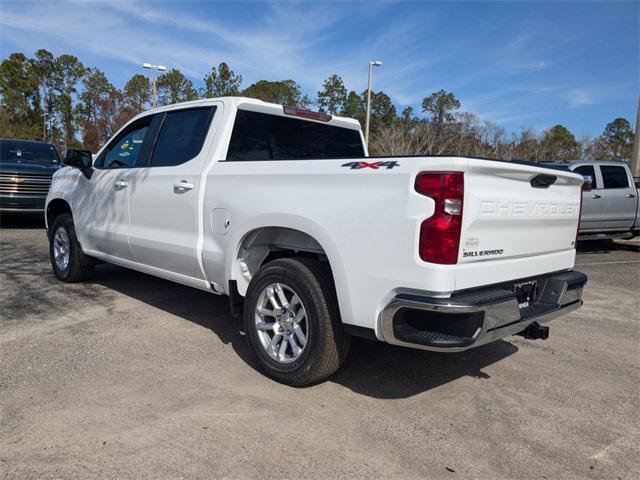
[46,198,72,232]
[233,226,328,294]
[230,224,353,328]
[231,223,351,304]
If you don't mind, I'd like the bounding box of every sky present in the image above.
[0,0,637,137]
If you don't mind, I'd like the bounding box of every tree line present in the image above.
[0,49,634,161]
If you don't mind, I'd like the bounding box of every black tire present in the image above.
[243,258,350,386]
[49,213,94,282]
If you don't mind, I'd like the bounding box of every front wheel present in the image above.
[243,258,350,386]
[49,213,94,282]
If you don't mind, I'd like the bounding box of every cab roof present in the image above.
[539,160,630,167]
[138,96,362,131]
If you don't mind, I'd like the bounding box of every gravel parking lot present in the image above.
[1,215,639,480]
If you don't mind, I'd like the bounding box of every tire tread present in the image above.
[243,257,350,386]
[50,213,94,282]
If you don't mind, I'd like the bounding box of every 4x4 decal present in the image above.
[342,161,399,170]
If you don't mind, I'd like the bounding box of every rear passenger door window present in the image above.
[150,107,215,167]
[600,166,629,189]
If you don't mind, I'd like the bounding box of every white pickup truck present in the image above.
[46,97,587,385]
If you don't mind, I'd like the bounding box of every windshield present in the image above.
[0,140,61,165]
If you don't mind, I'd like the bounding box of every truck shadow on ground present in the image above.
[0,213,46,229]
[88,264,518,399]
[331,338,517,398]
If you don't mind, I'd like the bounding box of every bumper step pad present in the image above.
[393,323,476,348]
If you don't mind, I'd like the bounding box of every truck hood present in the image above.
[0,162,60,176]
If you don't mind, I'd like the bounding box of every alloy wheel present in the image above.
[254,282,308,364]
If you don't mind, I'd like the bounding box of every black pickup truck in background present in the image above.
[0,139,61,214]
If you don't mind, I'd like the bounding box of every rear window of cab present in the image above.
[226,110,365,161]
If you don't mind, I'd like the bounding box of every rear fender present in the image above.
[229,216,352,322]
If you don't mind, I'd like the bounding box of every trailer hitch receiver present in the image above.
[517,321,549,340]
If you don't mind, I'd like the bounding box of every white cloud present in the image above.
[564,84,635,109]
[0,0,365,87]
[0,0,442,99]
[567,88,598,107]
[1,0,636,135]
[0,4,226,78]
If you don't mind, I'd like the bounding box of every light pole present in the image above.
[40,81,49,141]
[631,95,639,183]
[143,63,167,108]
[365,60,382,147]
[42,107,47,142]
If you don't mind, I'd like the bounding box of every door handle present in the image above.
[114,180,129,188]
[174,180,194,192]
[626,193,636,198]
[591,194,601,199]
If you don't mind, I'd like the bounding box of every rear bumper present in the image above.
[381,270,587,352]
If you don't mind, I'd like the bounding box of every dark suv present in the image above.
[0,139,61,213]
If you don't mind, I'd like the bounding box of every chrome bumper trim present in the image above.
[380,271,586,352]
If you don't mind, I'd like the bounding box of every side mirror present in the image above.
[64,149,92,169]
[581,175,593,192]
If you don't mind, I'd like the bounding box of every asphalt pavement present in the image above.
[1,214,638,479]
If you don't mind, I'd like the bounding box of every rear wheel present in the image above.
[243,258,350,386]
[49,213,94,282]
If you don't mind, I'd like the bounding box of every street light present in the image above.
[365,60,382,147]
[143,63,167,108]
[631,95,640,183]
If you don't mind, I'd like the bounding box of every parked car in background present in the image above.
[541,161,639,240]
[0,138,61,213]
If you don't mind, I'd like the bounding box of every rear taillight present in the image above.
[415,172,464,264]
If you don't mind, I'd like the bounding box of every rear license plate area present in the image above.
[514,281,538,310]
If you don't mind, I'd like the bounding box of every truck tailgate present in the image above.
[460,159,583,265]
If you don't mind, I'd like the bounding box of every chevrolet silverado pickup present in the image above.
[541,160,639,241]
[46,97,587,385]
[1,139,61,213]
